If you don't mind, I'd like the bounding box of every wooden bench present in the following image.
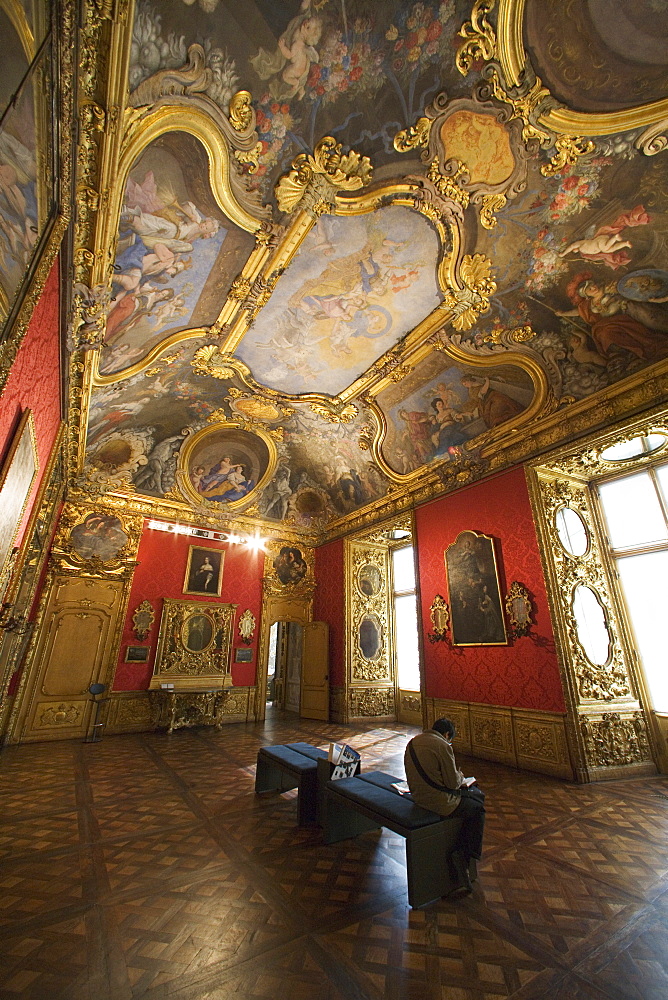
[255,742,329,826]
[322,770,476,908]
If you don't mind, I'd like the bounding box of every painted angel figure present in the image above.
[559,205,650,269]
[250,1,323,100]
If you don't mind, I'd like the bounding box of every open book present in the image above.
[328,742,361,780]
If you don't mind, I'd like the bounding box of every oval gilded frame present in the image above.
[177,421,278,511]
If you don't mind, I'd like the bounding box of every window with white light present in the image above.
[597,452,668,712]
[392,544,420,691]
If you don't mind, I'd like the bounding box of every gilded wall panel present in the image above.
[349,686,395,719]
[426,698,572,778]
[470,705,516,765]
[348,541,391,687]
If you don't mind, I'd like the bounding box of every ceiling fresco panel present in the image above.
[99,131,256,377]
[376,352,535,475]
[127,0,475,202]
[236,206,443,396]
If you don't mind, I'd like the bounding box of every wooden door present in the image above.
[18,575,125,741]
[300,621,328,721]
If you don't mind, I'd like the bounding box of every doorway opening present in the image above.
[266,621,303,713]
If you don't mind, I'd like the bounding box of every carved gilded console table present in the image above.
[150,686,232,733]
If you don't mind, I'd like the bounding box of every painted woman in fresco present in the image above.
[559,272,668,362]
[429,395,469,456]
[459,375,525,429]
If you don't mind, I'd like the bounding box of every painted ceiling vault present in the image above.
[64,0,668,540]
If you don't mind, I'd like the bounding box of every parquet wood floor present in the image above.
[1,714,667,1000]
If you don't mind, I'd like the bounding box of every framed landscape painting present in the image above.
[445,531,507,646]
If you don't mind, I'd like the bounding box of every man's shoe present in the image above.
[450,850,473,894]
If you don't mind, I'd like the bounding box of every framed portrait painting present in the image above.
[0,410,38,599]
[183,545,224,597]
[445,531,507,646]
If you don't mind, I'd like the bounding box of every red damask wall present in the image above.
[314,538,345,687]
[0,259,62,546]
[415,466,565,712]
[113,522,264,691]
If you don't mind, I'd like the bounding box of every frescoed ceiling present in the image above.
[63,0,668,540]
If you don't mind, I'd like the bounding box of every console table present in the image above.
[150,688,230,733]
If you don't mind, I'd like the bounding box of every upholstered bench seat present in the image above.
[322,770,476,907]
[255,742,329,826]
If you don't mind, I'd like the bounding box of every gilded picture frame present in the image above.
[150,598,236,690]
[183,545,224,597]
[0,26,60,360]
[0,410,38,600]
[125,645,150,663]
[445,530,507,646]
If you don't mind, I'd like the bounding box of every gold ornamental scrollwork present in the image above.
[132,600,155,641]
[428,594,450,643]
[580,712,652,768]
[228,90,254,132]
[533,476,631,702]
[309,402,358,424]
[457,0,668,175]
[238,609,256,644]
[505,582,532,638]
[151,599,236,685]
[442,253,497,331]
[275,136,373,216]
[50,505,143,577]
[350,687,394,717]
[456,0,497,75]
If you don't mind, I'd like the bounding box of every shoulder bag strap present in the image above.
[408,741,461,795]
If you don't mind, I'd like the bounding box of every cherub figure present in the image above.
[250,1,323,99]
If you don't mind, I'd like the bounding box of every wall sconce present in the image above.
[0,602,33,636]
[505,582,533,639]
[427,594,450,644]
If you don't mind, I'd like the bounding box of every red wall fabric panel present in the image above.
[113,522,264,690]
[415,466,565,712]
[314,538,345,687]
[0,259,62,546]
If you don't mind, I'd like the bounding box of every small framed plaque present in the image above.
[125,645,150,663]
[234,647,253,662]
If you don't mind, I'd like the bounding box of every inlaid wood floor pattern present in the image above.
[1,716,667,1000]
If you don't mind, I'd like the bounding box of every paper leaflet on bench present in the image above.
[328,742,361,779]
[392,777,476,795]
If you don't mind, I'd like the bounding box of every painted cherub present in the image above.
[250,1,323,100]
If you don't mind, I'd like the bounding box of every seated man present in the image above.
[404,717,485,895]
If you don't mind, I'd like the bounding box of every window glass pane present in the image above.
[655,463,668,506]
[392,545,415,592]
[599,472,668,548]
[395,593,420,690]
[617,551,668,712]
[555,506,589,556]
[600,434,666,462]
[572,585,611,666]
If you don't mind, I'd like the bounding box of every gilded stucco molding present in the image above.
[275,136,373,217]
[349,687,395,718]
[581,712,652,768]
[395,88,532,230]
[457,0,668,176]
[49,503,143,578]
